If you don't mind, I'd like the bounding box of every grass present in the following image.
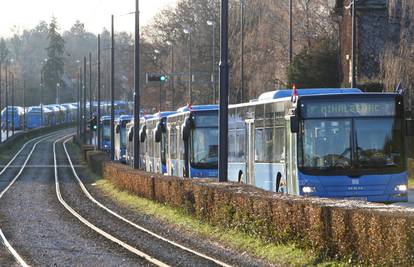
[96,179,345,267]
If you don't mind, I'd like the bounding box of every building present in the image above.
[335,0,400,87]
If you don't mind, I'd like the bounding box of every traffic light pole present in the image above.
[133,0,141,169]
[219,0,229,182]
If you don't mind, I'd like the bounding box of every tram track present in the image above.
[55,135,233,266]
[0,131,149,266]
[0,130,72,267]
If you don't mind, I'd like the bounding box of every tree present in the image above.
[286,37,339,88]
[0,38,9,64]
[41,17,65,104]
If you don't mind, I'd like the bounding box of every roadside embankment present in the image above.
[84,147,414,266]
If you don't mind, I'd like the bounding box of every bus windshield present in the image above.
[102,123,111,139]
[190,127,218,169]
[299,118,404,174]
[120,127,126,147]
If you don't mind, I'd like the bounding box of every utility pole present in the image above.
[240,0,244,103]
[97,34,102,149]
[351,0,357,88]
[289,0,293,65]
[0,61,2,142]
[40,73,43,127]
[189,31,192,104]
[167,41,174,110]
[5,65,8,140]
[219,0,229,182]
[110,15,115,161]
[89,52,93,144]
[23,80,26,131]
[77,68,80,138]
[11,73,14,135]
[133,1,141,169]
[83,56,87,144]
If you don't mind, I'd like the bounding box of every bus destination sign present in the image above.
[303,99,396,118]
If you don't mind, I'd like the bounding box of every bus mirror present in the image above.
[115,125,120,134]
[139,125,147,143]
[290,116,299,133]
[182,117,192,141]
[128,128,134,142]
[154,122,164,143]
[406,119,414,136]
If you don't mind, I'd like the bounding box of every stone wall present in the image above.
[337,0,400,85]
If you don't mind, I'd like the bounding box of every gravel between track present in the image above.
[64,138,275,267]
[0,131,149,266]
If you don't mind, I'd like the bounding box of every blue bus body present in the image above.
[114,115,133,163]
[166,105,218,178]
[228,88,408,203]
[1,106,24,130]
[26,106,43,129]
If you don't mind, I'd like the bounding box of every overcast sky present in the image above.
[0,0,177,37]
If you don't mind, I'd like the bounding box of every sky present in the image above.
[0,0,177,37]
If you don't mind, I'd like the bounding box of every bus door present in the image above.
[285,118,299,195]
[245,119,255,185]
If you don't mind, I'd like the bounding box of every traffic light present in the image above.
[89,116,98,131]
[147,74,168,83]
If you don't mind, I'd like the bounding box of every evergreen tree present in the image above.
[286,37,339,89]
[41,17,65,104]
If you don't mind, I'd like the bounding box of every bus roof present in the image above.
[115,115,133,123]
[258,88,363,101]
[176,105,218,113]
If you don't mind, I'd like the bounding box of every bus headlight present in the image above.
[302,186,316,194]
[395,184,407,192]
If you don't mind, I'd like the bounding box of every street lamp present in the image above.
[207,20,217,104]
[183,27,192,103]
[166,40,175,110]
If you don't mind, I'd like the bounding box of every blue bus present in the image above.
[125,115,153,168]
[166,105,218,178]
[100,116,112,152]
[1,106,24,130]
[26,106,43,129]
[114,115,133,163]
[144,111,176,174]
[228,88,409,203]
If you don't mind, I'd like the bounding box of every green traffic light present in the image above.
[160,76,167,82]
